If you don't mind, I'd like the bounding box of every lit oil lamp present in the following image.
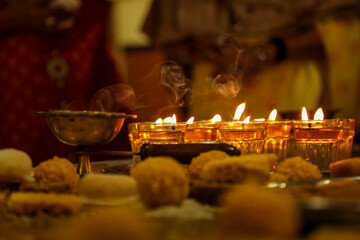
[264,109,292,163]
[218,103,266,154]
[292,107,343,171]
[184,114,221,143]
[138,114,185,144]
[128,114,186,163]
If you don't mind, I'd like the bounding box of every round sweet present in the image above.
[201,154,277,184]
[270,156,323,182]
[329,158,360,178]
[220,185,300,238]
[188,150,229,182]
[33,156,79,193]
[131,156,189,208]
[0,148,32,182]
[7,192,82,215]
[78,174,138,204]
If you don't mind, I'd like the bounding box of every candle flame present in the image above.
[163,114,177,124]
[301,107,309,120]
[314,108,324,120]
[163,117,172,123]
[268,109,277,121]
[186,116,194,124]
[253,118,265,122]
[211,114,222,123]
[155,118,163,124]
[233,102,246,121]
[243,116,250,123]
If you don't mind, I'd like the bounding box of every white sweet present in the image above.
[78,174,139,205]
[0,148,33,182]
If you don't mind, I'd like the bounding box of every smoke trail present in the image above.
[160,61,193,107]
[89,84,136,112]
[212,73,241,97]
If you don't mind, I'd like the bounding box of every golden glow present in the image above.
[163,117,171,123]
[233,102,246,121]
[186,116,194,124]
[155,118,163,124]
[314,108,324,120]
[163,114,176,124]
[301,107,309,120]
[268,109,277,121]
[243,116,250,123]
[211,114,222,123]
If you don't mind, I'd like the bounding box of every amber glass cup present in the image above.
[218,121,267,155]
[184,121,219,143]
[338,119,355,160]
[264,120,292,164]
[292,119,343,171]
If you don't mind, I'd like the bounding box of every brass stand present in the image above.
[76,148,93,176]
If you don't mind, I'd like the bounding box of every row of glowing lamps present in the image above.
[130,103,354,170]
[155,103,325,124]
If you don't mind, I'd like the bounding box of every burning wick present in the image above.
[314,108,324,121]
[301,107,309,121]
[233,102,246,121]
[268,109,277,121]
[211,114,222,123]
[155,114,177,124]
[186,117,194,124]
[163,114,177,124]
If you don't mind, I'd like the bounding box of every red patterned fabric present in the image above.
[0,1,124,165]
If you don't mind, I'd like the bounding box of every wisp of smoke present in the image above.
[89,84,136,112]
[160,61,193,106]
[212,73,241,98]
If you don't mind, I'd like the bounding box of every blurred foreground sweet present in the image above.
[146,199,220,240]
[37,208,154,240]
[220,185,300,238]
[191,154,277,205]
[131,156,189,208]
[78,174,138,205]
[329,158,360,177]
[0,148,33,183]
[270,157,323,182]
[201,154,277,185]
[188,150,229,182]
[21,156,79,193]
[71,209,153,240]
[7,192,82,215]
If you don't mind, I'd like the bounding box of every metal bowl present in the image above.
[38,110,137,147]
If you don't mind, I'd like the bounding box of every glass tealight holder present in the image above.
[292,119,343,171]
[218,121,267,154]
[264,120,292,164]
[184,120,219,143]
[129,122,186,164]
[339,118,355,160]
[128,122,142,164]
